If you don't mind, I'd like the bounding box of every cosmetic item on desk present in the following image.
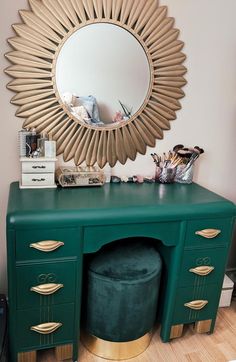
[37,133,48,157]
[18,129,32,157]
[173,145,204,184]
[56,166,105,187]
[25,128,39,157]
[151,152,182,184]
[151,145,204,184]
[103,164,112,183]
[175,163,194,184]
[44,133,56,158]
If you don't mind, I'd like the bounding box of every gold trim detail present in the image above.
[184,300,208,310]
[195,229,221,239]
[18,350,36,362]
[55,344,73,360]
[6,0,186,167]
[81,331,152,360]
[189,266,215,276]
[30,283,64,295]
[30,322,62,335]
[194,319,212,334]
[170,324,183,339]
[29,240,64,252]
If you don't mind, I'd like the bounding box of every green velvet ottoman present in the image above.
[82,240,162,360]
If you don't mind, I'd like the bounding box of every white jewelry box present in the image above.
[20,157,57,189]
[219,274,234,307]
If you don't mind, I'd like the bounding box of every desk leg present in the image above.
[170,324,183,339]
[194,319,212,334]
[55,344,73,361]
[18,350,37,362]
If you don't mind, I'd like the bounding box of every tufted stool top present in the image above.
[87,240,162,281]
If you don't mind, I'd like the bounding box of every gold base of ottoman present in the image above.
[81,331,152,360]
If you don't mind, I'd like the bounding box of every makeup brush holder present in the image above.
[156,167,176,184]
[174,164,194,184]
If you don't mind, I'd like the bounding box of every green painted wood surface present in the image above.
[83,221,181,253]
[185,218,233,248]
[178,246,229,287]
[16,303,75,350]
[15,227,81,261]
[6,182,236,360]
[16,260,77,309]
[7,182,236,228]
[172,283,222,325]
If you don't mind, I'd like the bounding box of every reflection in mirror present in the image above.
[56,23,151,127]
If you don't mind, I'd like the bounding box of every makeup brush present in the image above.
[173,144,184,152]
[194,146,204,154]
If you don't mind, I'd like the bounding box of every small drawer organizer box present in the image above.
[20,157,57,189]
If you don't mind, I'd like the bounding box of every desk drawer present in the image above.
[16,261,76,309]
[179,247,228,287]
[16,303,74,349]
[185,218,232,247]
[16,228,80,261]
[172,284,221,325]
[21,173,55,187]
[84,221,181,252]
[21,160,55,173]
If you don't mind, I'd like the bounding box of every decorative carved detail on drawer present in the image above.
[189,266,215,276]
[184,300,208,310]
[195,229,221,239]
[30,283,64,295]
[37,273,57,284]
[29,240,64,252]
[30,322,62,335]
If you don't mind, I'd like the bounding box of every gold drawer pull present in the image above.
[184,300,208,310]
[189,266,215,276]
[195,229,221,239]
[29,240,64,252]
[30,322,62,335]
[30,283,64,295]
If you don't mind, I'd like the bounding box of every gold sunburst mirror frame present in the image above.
[5,0,187,168]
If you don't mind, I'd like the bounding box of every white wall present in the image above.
[0,0,236,292]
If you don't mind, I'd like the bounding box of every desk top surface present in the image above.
[7,182,235,227]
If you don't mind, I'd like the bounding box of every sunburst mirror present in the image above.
[5,0,187,167]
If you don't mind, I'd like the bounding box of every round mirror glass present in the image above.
[56,23,151,127]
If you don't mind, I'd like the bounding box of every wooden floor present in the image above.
[38,301,236,362]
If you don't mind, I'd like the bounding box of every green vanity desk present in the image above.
[7,182,236,362]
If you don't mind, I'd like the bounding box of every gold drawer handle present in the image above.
[195,229,221,239]
[184,300,208,310]
[189,266,215,276]
[29,240,64,252]
[30,283,64,295]
[30,322,62,335]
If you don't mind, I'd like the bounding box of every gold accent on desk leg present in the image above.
[18,350,36,362]
[81,331,152,360]
[195,319,212,334]
[170,324,183,339]
[55,344,73,361]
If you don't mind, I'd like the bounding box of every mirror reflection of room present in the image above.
[56,23,151,127]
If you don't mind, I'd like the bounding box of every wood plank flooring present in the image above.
[38,301,236,362]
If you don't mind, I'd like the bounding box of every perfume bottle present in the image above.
[44,133,56,158]
[37,133,48,157]
[25,128,39,157]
